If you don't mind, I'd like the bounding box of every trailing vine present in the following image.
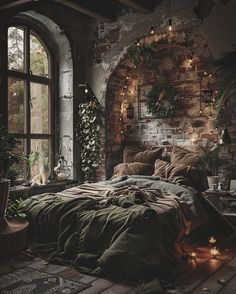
[77,98,103,183]
[146,83,181,118]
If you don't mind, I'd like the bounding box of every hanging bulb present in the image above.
[135,39,141,47]
[85,88,88,94]
[168,18,173,32]
[150,26,155,35]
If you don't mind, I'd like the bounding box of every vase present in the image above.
[207,176,220,190]
[40,165,50,185]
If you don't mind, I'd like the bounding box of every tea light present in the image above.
[210,247,219,257]
[209,236,216,245]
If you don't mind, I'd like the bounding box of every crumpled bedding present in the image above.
[21,175,207,293]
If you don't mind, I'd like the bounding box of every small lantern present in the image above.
[202,88,214,104]
[127,103,134,119]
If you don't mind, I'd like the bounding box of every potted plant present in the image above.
[20,151,39,186]
[0,127,18,227]
[198,143,226,189]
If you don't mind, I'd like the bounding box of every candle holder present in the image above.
[210,247,220,262]
[209,236,216,245]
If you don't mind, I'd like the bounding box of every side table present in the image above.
[203,190,236,241]
[0,218,29,257]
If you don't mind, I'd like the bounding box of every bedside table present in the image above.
[203,190,236,241]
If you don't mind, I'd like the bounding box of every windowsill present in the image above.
[9,179,78,199]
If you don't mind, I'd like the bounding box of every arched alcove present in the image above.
[14,11,75,178]
[105,29,218,178]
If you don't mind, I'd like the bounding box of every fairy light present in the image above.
[150,26,155,35]
[84,88,88,94]
[136,39,141,47]
[168,18,173,32]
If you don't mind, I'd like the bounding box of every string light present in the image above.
[85,88,88,94]
[135,39,141,47]
[150,26,155,35]
[168,18,173,32]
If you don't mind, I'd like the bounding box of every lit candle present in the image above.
[209,237,216,245]
[191,252,197,258]
[210,247,219,257]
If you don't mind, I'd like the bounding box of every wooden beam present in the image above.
[53,0,117,22]
[0,0,33,10]
[117,0,155,13]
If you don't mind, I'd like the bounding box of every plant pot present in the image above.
[0,179,10,217]
[207,176,219,190]
[40,165,50,185]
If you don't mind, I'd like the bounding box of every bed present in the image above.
[21,145,209,293]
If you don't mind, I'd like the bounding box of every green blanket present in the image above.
[22,176,199,293]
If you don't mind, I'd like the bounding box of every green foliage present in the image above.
[20,151,40,181]
[127,43,158,68]
[198,143,226,176]
[214,48,236,121]
[0,127,18,179]
[146,84,180,118]
[6,198,27,219]
[78,99,103,182]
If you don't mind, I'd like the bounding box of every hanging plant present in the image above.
[213,47,236,122]
[146,83,181,118]
[77,99,103,183]
[127,43,158,68]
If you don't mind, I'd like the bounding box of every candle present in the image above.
[210,247,219,257]
[209,236,216,245]
[191,252,197,258]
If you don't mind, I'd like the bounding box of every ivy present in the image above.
[127,43,158,68]
[78,99,103,183]
[146,84,181,118]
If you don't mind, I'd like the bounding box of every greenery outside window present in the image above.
[7,25,54,180]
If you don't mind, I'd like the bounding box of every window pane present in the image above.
[31,139,49,176]
[8,78,25,133]
[8,27,25,72]
[30,33,49,77]
[13,138,25,181]
[30,83,49,134]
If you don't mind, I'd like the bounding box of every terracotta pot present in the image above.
[0,179,10,217]
[207,176,219,190]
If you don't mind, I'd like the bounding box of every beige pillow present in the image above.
[153,159,170,177]
[153,159,207,191]
[171,146,201,167]
[112,162,154,178]
[123,146,163,164]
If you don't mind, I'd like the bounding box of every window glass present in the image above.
[8,78,25,133]
[30,32,49,77]
[30,83,49,134]
[8,27,25,72]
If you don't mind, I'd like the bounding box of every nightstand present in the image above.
[203,190,236,241]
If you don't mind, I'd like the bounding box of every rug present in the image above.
[0,267,90,294]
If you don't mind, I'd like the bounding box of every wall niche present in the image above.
[105,29,218,178]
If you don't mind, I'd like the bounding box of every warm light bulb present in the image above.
[168,18,173,32]
[150,26,155,35]
[85,88,88,94]
[136,39,141,47]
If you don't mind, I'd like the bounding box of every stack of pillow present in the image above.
[112,145,207,192]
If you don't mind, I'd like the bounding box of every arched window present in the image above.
[7,25,54,179]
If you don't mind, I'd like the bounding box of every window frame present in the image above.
[7,23,56,178]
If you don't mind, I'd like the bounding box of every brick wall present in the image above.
[105,29,219,178]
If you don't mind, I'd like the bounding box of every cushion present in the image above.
[153,159,170,178]
[171,146,201,167]
[112,162,154,178]
[123,146,163,164]
[153,159,207,191]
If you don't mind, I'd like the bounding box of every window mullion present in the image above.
[25,26,31,156]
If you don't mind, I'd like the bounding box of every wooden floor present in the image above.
[1,240,236,293]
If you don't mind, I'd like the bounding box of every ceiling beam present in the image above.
[0,0,33,10]
[116,0,155,13]
[53,0,117,22]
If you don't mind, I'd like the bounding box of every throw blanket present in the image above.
[22,176,202,293]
